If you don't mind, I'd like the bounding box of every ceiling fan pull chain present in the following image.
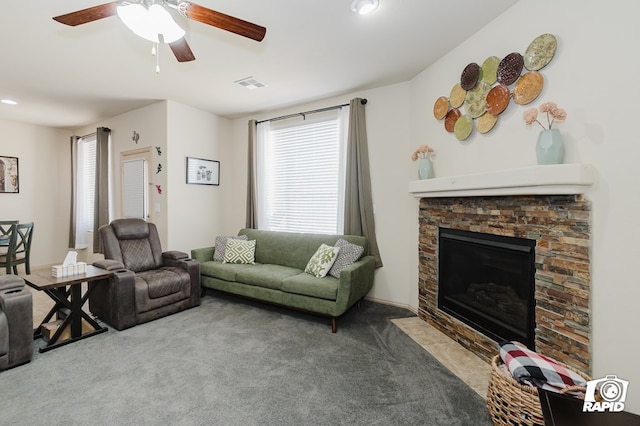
[156,42,160,73]
[150,42,161,73]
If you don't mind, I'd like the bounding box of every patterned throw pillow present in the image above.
[305,244,340,278]
[328,239,365,278]
[223,238,256,264]
[213,235,248,262]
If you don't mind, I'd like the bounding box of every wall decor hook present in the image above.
[132,131,140,144]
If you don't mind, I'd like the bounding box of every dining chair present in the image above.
[0,221,18,247]
[0,222,34,275]
[0,221,18,270]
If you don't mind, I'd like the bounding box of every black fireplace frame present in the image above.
[437,227,536,349]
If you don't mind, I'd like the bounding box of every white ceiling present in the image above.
[0,0,517,130]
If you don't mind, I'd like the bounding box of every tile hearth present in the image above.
[392,317,491,398]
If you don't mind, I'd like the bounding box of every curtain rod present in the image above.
[256,98,367,124]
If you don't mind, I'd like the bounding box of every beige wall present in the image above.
[166,100,232,253]
[0,119,71,269]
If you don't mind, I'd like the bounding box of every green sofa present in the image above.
[191,229,375,332]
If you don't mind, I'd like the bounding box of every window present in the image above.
[257,108,349,234]
[74,134,96,248]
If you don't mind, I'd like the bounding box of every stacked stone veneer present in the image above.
[418,195,591,374]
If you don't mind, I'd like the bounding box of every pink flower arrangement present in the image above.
[411,145,435,161]
[523,102,567,130]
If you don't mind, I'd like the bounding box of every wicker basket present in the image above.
[486,354,591,426]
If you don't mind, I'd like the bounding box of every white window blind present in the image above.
[258,108,348,234]
[75,134,97,248]
[122,158,147,219]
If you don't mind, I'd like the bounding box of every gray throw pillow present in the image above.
[329,239,364,278]
[213,235,248,262]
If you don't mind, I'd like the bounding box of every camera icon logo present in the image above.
[583,375,629,413]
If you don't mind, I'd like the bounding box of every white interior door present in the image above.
[121,148,151,221]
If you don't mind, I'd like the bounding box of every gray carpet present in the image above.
[0,294,492,426]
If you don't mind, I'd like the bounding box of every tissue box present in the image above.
[51,262,87,278]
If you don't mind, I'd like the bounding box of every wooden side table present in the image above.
[20,265,113,352]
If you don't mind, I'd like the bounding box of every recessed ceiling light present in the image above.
[351,0,379,15]
[1,99,18,105]
[234,77,268,90]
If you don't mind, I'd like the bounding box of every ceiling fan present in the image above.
[53,1,266,63]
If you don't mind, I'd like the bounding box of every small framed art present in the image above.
[186,157,219,185]
[0,156,19,193]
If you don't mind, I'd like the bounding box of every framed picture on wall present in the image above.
[186,157,219,186]
[0,156,19,193]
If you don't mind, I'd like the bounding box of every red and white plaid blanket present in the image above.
[499,341,587,394]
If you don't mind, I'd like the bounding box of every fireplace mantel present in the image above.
[409,164,595,198]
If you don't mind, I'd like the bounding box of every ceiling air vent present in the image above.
[234,76,268,90]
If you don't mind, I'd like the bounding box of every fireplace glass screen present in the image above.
[438,228,536,349]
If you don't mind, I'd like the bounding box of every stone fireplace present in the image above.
[409,165,595,374]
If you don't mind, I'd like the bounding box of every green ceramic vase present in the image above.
[417,158,434,179]
[536,129,565,165]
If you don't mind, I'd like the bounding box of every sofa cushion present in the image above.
[238,229,368,270]
[137,268,188,299]
[223,239,256,264]
[329,239,365,278]
[213,235,248,262]
[200,261,253,282]
[281,273,339,301]
[112,218,150,239]
[119,238,156,272]
[0,313,8,362]
[235,264,301,290]
[305,244,340,278]
[135,267,191,314]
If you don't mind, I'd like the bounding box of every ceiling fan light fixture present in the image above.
[351,0,379,15]
[117,3,185,44]
[148,4,185,43]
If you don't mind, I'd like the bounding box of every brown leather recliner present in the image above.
[0,275,33,371]
[89,218,200,331]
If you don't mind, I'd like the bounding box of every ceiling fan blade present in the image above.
[169,38,196,62]
[53,2,120,26]
[180,2,266,42]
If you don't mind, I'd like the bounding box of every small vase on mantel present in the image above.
[536,129,565,165]
[417,158,434,180]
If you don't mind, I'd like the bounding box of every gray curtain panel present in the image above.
[93,127,111,253]
[344,98,382,267]
[246,119,258,229]
[68,136,80,248]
